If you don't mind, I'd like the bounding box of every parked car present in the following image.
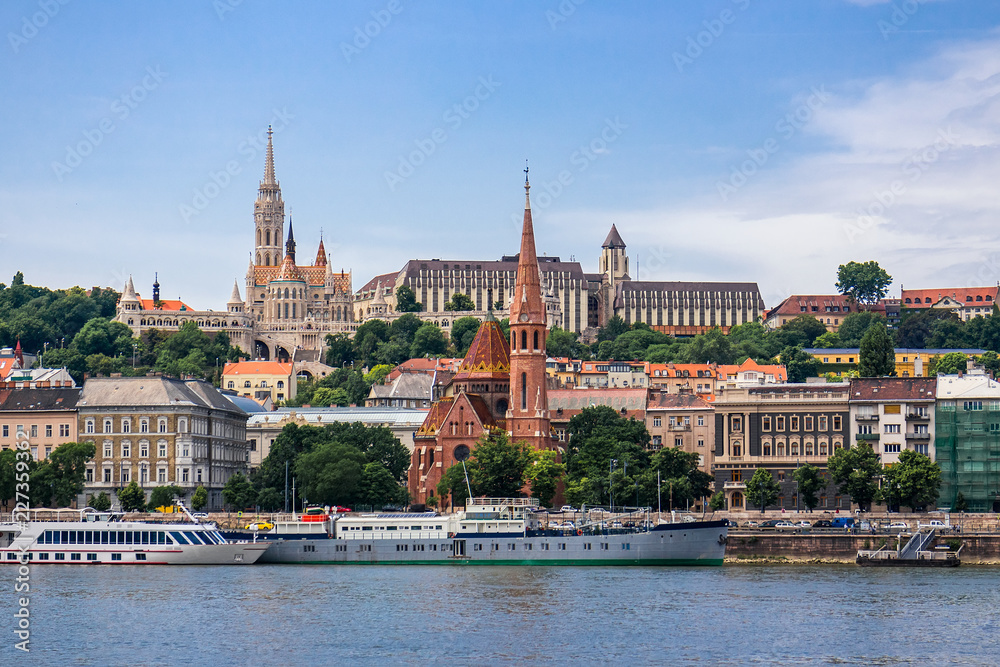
[886,522,910,532]
[334,506,352,513]
[917,519,951,531]
[796,521,811,528]
[775,521,798,530]
[742,520,759,528]
[560,505,576,513]
[245,521,273,531]
[831,517,855,528]
[759,519,781,528]
[811,520,833,528]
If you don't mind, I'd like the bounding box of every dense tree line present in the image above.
[0,441,94,509]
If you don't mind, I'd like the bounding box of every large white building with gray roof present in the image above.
[77,375,250,510]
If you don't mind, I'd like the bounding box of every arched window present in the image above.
[521,331,527,350]
[277,381,284,389]
[257,229,261,246]
[256,253,261,265]
[520,372,527,410]
[533,330,539,350]
[266,230,271,245]
[284,288,289,299]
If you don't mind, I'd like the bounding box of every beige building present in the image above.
[646,391,714,477]
[0,386,81,460]
[222,360,296,404]
[77,376,249,510]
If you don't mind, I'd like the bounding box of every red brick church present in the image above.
[408,173,555,506]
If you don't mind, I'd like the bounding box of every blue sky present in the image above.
[3,0,1000,310]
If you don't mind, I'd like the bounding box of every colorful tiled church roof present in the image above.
[416,396,453,436]
[453,319,511,381]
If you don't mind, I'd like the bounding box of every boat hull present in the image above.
[258,520,727,566]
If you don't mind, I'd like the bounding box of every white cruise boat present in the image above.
[0,509,270,565]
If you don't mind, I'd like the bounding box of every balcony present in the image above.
[723,481,746,491]
[856,433,880,441]
[855,414,880,422]
[906,411,930,421]
[668,424,692,432]
[905,432,931,440]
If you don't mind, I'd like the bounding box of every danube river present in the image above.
[3,564,999,665]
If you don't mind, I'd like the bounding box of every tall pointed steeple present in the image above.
[285,217,296,263]
[152,273,160,303]
[315,232,327,267]
[253,125,285,267]
[507,164,553,452]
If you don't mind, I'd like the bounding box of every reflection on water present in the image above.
[2,565,999,665]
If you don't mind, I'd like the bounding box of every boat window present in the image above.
[141,532,150,545]
[101,531,109,545]
[201,532,219,545]
[213,532,227,544]
[169,532,188,545]
[109,531,117,545]
[85,531,93,545]
[362,526,372,531]
[124,532,132,545]
[39,553,48,561]
[184,532,206,545]
[117,531,126,545]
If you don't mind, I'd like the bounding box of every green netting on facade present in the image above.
[936,401,1000,512]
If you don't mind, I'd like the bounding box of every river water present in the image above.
[2,564,999,665]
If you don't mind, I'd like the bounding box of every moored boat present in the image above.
[0,509,270,565]
[257,497,728,565]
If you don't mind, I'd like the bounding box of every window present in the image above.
[103,468,112,483]
[139,441,149,458]
[85,420,94,434]
[675,437,683,447]
[158,419,167,433]
[178,418,187,433]
[653,417,661,427]
[819,415,828,431]
[819,442,828,456]
[227,381,235,389]
[884,443,901,453]
[103,441,112,458]
[121,441,131,457]
[244,380,251,388]
[776,416,785,431]
[85,468,93,482]
[45,425,52,437]
[790,416,800,431]
[964,401,983,411]
[103,419,113,433]
[182,468,189,483]
[804,416,814,431]
[884,404,901,415]
[777,471,785,482]
[790,441,800,456]
[277,381,284,389]
[121,419,130,434]
[884,424,900,434]
[158,468,167,483]
[732,416,743,432]
[121,468,130,483]
[60,424,70,437]
[30,425,37,438]
[833,416,842,431]
[158,441,167,458]
[697,438,704,448]
[697,416,704,426]
[140,419,149,433]
[761,416,771,431]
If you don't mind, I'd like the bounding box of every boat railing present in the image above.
[466,497,540,508]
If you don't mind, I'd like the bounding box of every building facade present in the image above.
[935,371,1000,512]
[0,386,81,460]
[646,391,714,480]
[712,383,851,511]
[222,360,296,404]
[77,376,249,510]
[848,377,936,466]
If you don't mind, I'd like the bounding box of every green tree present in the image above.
[222,472,257,511]
[436,463,471,510]
[395,285,423,312]
[450,316,482,357]
[895,309,956,349]
[678,328,736,365]
[880,450,941,512]
[859,321,896,377]
[117,481,147,512]
[932,351,969,376]
[838,311,885,347]
[191,485,209,511]
[780,346,821,383]
[256,487,283,511]
[563,406,651,505]
[745,467,780,513]
[812,331,842,349]
[444,292,475,311]
[827,444,881,511]
[294,442,367,507]
[597,315,629,343]
[953,491,968,513]
[359,462,407,509]
[976,351,1000,377]
[324,333,356,367]
[0,449,20,509]
[780,315,828,347]
[792,463,824,511]
[527,449,565,507]
[36,441,95,507]
[89,491,111,511]
[709,491,726,511]
[469,431,534,498]
[363,364,394,387]
[148,485,185,511]
[410,323,448,358]
[836,260,892,309]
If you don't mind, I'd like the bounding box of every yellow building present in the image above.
[805,348,987,378]
[0,386,81,460]
[222,361,296,403]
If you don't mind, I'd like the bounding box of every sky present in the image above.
[3,0,1000,311]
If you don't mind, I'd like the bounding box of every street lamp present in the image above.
[132,343,137,369]
[610,459,617,512]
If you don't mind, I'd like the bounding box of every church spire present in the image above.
[285,217,296,263]
[315,232,327,267]
[510,164,545,325]
[263,126,277,186]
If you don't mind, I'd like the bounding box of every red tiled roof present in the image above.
[766,294,882,319]
[901,286,998,307]
[253,265,351,292]
[547,388,647,419]
[138,299,191,311]
[849,377,936,401]
[453,320,510,381]
[357,272,399,296]
[716,358,787,382]
[648,392,714,409]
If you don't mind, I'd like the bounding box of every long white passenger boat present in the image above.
[0,509,269,565]
[256,497,728,566]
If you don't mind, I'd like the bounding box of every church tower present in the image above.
[507,169,553,452]
[254,126,285,267]
[600,224,629,289]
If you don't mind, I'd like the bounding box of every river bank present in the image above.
[724,531,1000,564]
